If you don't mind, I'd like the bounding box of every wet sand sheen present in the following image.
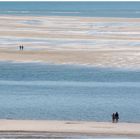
[0,48,140,68]
[0,15,140,68]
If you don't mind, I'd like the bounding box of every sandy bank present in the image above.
[0,120,140,138]
[0,15,140,68]
[0,48,140,68]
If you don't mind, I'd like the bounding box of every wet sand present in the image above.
[0,48,140,68]
[0,15,140,68]
[0,16,140,138]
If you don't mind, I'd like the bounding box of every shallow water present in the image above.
[0,2,140,18]
[0,62,140,122]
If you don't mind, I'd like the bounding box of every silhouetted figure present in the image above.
[21,45,24,50]
[19,45,21,50]
[112,113,115,123]
[115,112,119,123]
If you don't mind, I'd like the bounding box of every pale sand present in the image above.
[0,48,140,68]
[0,15,140,68]
[0,120,140,138]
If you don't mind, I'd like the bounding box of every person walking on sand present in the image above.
[112,113,115,123]
[19,45,21,50]
[115,112,119,123]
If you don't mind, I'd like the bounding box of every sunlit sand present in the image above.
[0,15,140,68]
[0,120,140,138]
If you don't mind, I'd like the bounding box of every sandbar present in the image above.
[0,15,140,68]
[0,120,140,138]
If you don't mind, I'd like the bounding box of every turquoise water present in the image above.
[0,62,140,122]
[0,2,140,18]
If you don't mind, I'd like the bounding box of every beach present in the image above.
[0,2,140,138]
[0,15,140,68]
[0,120,140,138]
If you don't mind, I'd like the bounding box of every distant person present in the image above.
[115,112,119,123]
[19,45,21,50]
[22,45,24,50]
[112,113,115,123]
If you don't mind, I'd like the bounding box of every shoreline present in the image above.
[0,49,140,69]
[1,14,140,20]
[0,120,140,138]
[0,59,140,72]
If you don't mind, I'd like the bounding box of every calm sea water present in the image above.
[0,2,140,18]
[0,62,140,122]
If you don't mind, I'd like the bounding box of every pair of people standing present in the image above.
[19,45,24,50]
[112,112,119,123]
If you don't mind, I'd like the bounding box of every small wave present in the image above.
[50,11,81,14]
[0,80,140,88]
[6,10,30,14]
[135,11,140,14]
